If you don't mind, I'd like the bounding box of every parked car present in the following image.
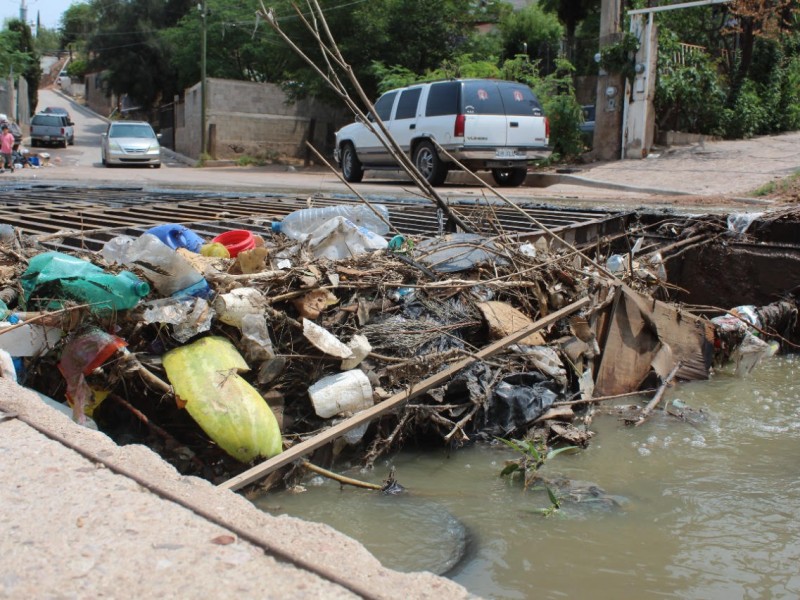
[42,106,72,122]
[334,78,551,187]
[580,104,595,147]
[101,121,161,168]
[30,112,74,148]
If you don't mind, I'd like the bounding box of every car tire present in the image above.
[414,141,448,186]
[491,167,528,188]
[61,139,67,149]
[341,143,363,183]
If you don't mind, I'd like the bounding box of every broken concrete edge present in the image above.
[0,378,473,600]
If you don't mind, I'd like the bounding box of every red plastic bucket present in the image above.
[211,230,256,258]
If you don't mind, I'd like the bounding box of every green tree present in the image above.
[161,0,291,93]
[60,2,97,54]
[86,0,192,110]
[3,19,41,115]
[498,4,563,72]
[540,0,597,63]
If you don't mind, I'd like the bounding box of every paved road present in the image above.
[11,89,800,214]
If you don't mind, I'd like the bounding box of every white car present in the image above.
[334,78,551,187]
[101,121,161,168]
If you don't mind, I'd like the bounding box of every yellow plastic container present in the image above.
[163,336,282,462]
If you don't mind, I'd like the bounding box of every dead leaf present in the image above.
[237,247,269,274]
[211,535,236,546]
[292,289,339,320]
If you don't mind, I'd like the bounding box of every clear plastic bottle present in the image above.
[103,233,209,298]
[271,204,390,241]
[21,251,150,312]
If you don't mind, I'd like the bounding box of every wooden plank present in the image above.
[219,296,590,491]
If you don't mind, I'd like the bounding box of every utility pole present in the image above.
[593,0,624,161]
[200,0,207,158]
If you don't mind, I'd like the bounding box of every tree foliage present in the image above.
[498,4,564,72]
[2,19,41,114]
[85,0,192,110]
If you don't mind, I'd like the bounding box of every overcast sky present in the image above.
[1,0,76,31]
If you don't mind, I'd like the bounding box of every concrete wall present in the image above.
[84,72,117,119]
[175,78,347,162]
[0,76,30,135]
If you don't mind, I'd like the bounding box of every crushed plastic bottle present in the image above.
[101,234,210,298]
[21,251,150,313]
[271,204,390,241]
[606,254,626,274]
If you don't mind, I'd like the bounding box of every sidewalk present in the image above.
[0,380,473,600]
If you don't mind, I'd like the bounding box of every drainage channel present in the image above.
[0,184,630,252]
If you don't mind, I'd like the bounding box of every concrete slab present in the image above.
[0,379,474,600]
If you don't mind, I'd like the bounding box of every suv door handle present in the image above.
[510,122,519,127]
[409,124,416,130]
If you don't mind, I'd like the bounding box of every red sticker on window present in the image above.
[477,89,488,100]
[513,90,523,102]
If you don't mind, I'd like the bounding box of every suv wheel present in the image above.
[492,167,528,188]
[414,141,448,186]
[341,143,364,183]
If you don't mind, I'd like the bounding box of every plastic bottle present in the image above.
[107,234,210,298]
[145,224,205,253]
[271,204,390,241]
[606,254,626,274]
[21,251,150,313]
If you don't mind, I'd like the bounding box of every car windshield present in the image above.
[110,124,156,139]
[32,115,64,127]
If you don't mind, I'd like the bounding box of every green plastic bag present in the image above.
[163,336,282,462]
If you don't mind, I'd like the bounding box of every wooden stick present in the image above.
[553,388,658,407]
[118,349,172,396]
[631,362,682,427]
[219,296,591,491]
[302,461,382,491]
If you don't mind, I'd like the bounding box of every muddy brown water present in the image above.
[258,355,800,599]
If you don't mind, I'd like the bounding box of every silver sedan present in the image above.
[101,121,161,168]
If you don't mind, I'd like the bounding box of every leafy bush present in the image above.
[504,56,585,160]
[66,59,88,80]
[654,30,727,135]
[720,79,768,139]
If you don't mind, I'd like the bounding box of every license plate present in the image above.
[495,148,524,159]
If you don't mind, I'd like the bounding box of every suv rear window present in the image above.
[498,83,543,116]
[32,115,64,127]
[461,81,506,115]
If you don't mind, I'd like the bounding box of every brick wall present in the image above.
[175,78,347,162]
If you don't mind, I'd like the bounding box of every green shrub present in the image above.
[720,80,767,139]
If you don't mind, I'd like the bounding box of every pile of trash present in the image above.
[0,202,796,489]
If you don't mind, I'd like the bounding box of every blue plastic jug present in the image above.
[145,224,205,253]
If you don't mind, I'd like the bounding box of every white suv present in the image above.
[334,79,551,187]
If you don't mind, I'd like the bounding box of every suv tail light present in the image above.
[60,128,65,135]
[454,114,465,138]
[545,117,550,140]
